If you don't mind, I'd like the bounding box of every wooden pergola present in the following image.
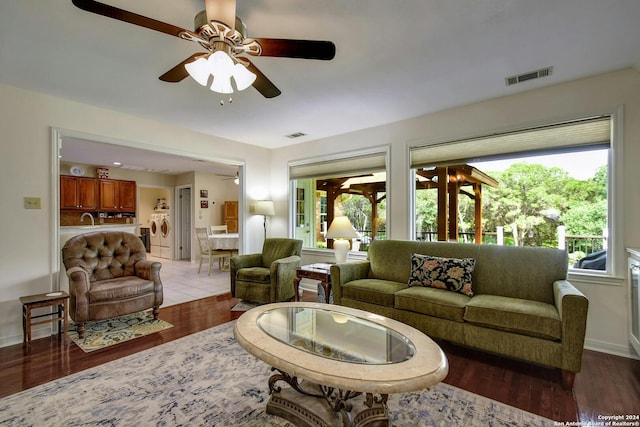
[416,164,498,243]
[316,175,386,248]
[317,165,498,246]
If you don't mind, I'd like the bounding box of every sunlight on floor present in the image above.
[148,256,231,307]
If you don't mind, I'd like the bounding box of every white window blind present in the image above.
[410,116,611,169]
[290,151,387,180]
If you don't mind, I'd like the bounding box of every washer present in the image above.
[159,213,172,259]
[149,214,162,257]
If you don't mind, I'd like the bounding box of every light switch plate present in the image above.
[24,197,41,209]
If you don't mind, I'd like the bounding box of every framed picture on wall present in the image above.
[200,190,208,198]
[201,200,208,208]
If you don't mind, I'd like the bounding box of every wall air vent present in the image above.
[285,132,307,139]
[505,67,553,86]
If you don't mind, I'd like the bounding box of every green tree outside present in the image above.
[417,162,607,253]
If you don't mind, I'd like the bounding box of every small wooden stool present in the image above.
[20,291,69,354]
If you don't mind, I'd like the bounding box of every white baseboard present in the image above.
[0,325,54,348]
[585,338,640,360]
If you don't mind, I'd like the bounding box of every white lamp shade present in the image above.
[185,57,211,86]
[326,216,359,239]
[208,51,235,94]
[254,200,275,216]
[209,51,235,75]
[210,75,234,94]
[233,63,257,91]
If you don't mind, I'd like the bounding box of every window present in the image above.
[290,149,388,252]
[410,115,614,273]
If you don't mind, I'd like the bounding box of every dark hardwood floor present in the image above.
[1,292,639,423]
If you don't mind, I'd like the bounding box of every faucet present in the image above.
[80,212,95,227]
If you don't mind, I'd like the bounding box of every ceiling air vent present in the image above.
[505,67,553,86]
[285,132,307,139]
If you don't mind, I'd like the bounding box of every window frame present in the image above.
[408,109,624,279]
[288,146,391,254]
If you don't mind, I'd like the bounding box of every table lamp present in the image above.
[254,200,275,240]
[326,216,359,264]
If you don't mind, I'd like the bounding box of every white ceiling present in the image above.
[1,0,640,171]
[61,136,240,176]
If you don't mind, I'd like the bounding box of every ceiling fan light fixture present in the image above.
[184,57,211,86]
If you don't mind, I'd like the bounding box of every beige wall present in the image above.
[2,69,639,358]
[0,84,269,347]
[193,172,239,229]
[272,68,640,358]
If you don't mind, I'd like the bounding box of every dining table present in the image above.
[208,232,239,251]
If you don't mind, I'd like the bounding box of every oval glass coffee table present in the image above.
[234,302,449,427]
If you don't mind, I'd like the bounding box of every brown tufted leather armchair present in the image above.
[62,231,163,338]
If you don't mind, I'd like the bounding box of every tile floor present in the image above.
[148,255,232,307]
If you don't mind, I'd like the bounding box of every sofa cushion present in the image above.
[236,267,270,284]
[407,254,475,296]
[342,279,406,307]
[89,277,155,303]
[464,295,561,340]
[395,286,470,322]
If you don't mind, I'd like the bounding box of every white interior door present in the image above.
[179,187,192,260]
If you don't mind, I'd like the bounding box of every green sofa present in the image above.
[330,239,589,388]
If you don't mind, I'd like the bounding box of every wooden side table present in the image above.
[294,265,333,303]
[20,291,69,354]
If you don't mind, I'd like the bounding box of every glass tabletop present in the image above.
[257,306,415,364]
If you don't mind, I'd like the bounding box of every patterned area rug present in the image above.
[69,311,173,352]
[230,300,262,312]
[0,321,554,426]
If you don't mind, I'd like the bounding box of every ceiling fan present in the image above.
[71,0,336,98]
[219,171,240,184]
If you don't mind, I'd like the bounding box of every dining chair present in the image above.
[195,227,229,274]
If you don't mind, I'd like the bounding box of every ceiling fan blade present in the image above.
[249,38,336,60]
[72,0,189,38]
[243,59,281,98]
[159,53,207,82]
[204,0,236,31]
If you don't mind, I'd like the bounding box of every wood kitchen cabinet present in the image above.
[99,179,136,212]
[60,176,99,210]
[224,201,238,233]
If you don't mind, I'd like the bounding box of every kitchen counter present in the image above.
[60,223,140,233]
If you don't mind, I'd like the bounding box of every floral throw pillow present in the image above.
[407,254,475,297]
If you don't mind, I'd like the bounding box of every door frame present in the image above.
[51,127,245,290]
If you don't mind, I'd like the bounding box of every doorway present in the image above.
[178,186,192,260]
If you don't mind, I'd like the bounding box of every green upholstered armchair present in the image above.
[230,238,303,303]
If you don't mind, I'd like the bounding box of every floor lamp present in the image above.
[326,216,359,264]
[254,200,275,240]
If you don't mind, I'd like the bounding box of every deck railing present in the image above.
[358,228,606,261]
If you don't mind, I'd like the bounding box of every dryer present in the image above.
[149,214,162,257]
